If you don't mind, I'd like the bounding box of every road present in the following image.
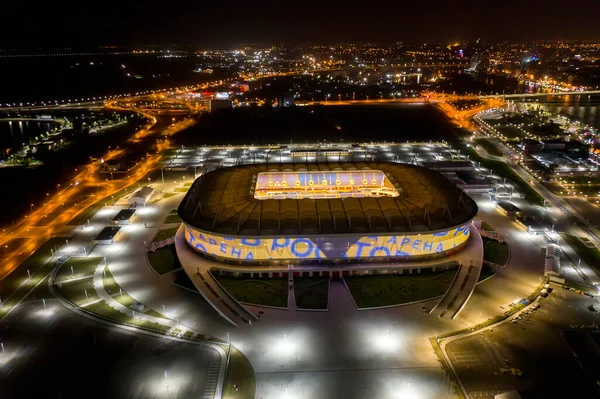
[0,104,196,282]
[480,90,600,99]
[472,115,600,285]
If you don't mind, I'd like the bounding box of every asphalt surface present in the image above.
[446,288,600,398]
[0,300,218,399]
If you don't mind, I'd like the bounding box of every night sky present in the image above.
[2,0,600,47]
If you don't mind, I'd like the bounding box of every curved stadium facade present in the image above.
[178,162,478,265]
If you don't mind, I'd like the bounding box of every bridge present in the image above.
[480,90,600,99]
[0,117,67,124]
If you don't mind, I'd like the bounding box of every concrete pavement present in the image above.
[430,227,484,319]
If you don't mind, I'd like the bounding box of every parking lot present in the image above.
[446,288,600,398]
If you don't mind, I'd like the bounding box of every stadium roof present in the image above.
[179,162,478,236]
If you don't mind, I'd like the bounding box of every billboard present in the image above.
[184,224,471,261]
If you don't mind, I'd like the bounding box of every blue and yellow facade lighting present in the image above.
[184,223,471,263]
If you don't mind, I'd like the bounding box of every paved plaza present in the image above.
[0,301,219,399]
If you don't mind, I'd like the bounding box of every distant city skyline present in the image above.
[2,0,600,47]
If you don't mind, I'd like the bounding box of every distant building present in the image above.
[236,83,250,92]
[544,244,561,278]
[459,184,493,194]
[128,186,154,206]
[112,209,136,225]
[94,226,121,245]
[520,139,566,153]
[497,201,520,216]
[421,161,475,172]
[278,93,295,107]
[515,216,548,235]
[329,69,348,80]
[470,51,490,73]
[105,163,121,172]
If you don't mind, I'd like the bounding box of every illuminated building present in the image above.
[178,162,478,266]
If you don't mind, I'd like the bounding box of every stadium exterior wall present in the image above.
[182,221,472,265]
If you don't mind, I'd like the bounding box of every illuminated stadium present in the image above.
[178,162,478,265]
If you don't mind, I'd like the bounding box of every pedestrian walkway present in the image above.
[287,282,296,310]
[92,262,185,329]
[430,226,484,319]
[202,359,222,399]
[84,257,228,399]
[175,225,258,327]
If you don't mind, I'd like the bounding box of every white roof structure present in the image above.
[128,186,154,205]
[545,244,561,277]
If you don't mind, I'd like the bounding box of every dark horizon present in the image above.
[3,0,600,48]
